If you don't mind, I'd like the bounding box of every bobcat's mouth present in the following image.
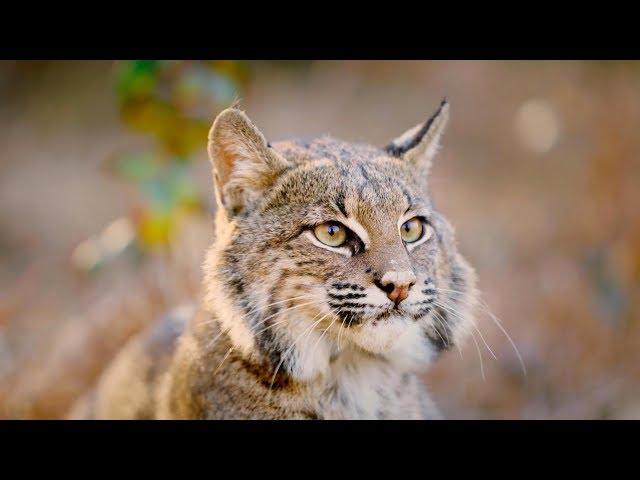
[324,279,436,330]
[322,291,433,355]
[371,303,403,321]
[329,301,412,328]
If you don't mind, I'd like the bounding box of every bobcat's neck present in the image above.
[310,346,428,419]
[194,309,432,419]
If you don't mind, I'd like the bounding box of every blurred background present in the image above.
[0,60,639,419]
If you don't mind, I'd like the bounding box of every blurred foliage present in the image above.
[74,61,251,270]
[116,60,249,157]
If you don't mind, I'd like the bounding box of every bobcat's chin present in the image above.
[346,312,416,354]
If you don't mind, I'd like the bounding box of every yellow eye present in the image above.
[400,217,424,243]
[314,222,347,247]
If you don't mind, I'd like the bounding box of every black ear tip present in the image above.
[440,97,448,108]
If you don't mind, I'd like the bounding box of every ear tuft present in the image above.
[384,98,450,167]
[208,107,290,216]
[229,96,242,110]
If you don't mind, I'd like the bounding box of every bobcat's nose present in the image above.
[376,271,416,305]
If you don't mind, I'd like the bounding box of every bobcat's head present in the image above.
[204,101,477,382]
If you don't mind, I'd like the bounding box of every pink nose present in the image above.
[378,271,417,305]
[387,285,411,303]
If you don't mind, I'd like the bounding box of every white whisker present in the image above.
[206,326,227,350]
[214,346,234,375]
[252,299,325,327]
[421,316,448,349]
[432,309,463,359]
[268,314,326,395]
[435,300,497,361]
[435,288,526,376]
[310,313,337,360]
[244,294,315,319]
[468,329,485,381]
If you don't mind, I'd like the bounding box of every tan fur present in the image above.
[69,101,478,420]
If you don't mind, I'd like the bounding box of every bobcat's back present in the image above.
[68,305,192,419]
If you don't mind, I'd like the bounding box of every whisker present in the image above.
[435,288,526,376]
[250,300,319,326]
[434,287,468,296]
[252,316,294,336]
[435,300,497,361]
[252,301,327,336]
[431,309,451,344]
[421,316,448,349]
[468,329,485,381]
[252,299,326,328]
[337,315,346,350]
[432,310,463,359]
[244,294,315,318]
[268,314,326,395]
[471,322,497,360]
[333,305,351,349]
[200,294,319,334]
[310,313,337,361]
[206,326,228,350]
[476,299,527,377]
[214,346,234,375]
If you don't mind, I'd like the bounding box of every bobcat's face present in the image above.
[205,102,477,381]
[250,151,457,355]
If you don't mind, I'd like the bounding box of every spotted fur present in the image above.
[71,101,478,419]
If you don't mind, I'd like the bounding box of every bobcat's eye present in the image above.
[400,217,425,243]
[314,222,347,247]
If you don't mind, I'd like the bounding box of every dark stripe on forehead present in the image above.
[356,163,381,202]
[359,164,371,182]
[337,160,351,178]
[334,190,347,217]
[400,184,415,210]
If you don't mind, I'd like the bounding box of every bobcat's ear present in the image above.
[208,107,290,216]
[384,99,449,169]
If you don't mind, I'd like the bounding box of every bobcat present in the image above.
[69,100,478,419]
